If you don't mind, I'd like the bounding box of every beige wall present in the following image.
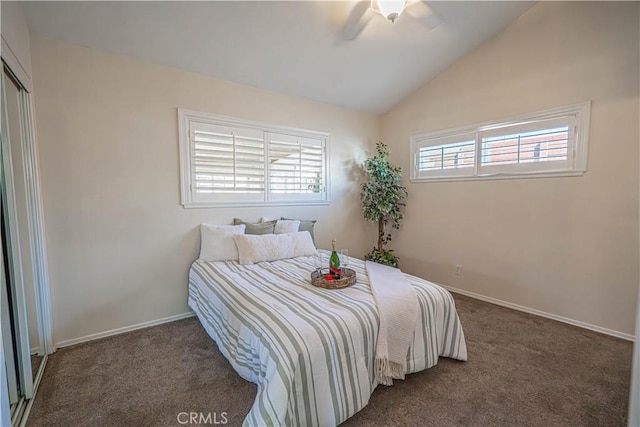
[30,36,379,345]
[382,2,639,336]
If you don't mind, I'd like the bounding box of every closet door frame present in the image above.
[0,63,52,357]
[1,67,34,399]
[0,62,54,421]
[18,83,53,356]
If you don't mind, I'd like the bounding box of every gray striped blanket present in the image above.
[188,251,467,426]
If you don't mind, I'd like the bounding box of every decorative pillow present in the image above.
[290,231,317,257]
[281,217,317,244]
[199,224,246,262]
[234,233,293,264]
[274,220,300,234]
[233,231,317,264]
[233,218,277,235]
[258,216,273,223]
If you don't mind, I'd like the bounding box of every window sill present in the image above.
[182,200,331,209]
[410,170,585,183]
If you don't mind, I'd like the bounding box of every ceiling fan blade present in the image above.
[406,1,442,30]
[341,1,375,41]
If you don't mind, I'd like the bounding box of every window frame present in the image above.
[410,102,591,183]
[178,109,331,208]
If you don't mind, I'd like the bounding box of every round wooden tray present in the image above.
[310,268,356,289]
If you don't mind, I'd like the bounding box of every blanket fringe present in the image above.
[375,357,406,386]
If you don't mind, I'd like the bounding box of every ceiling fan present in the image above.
[341,0,442,41]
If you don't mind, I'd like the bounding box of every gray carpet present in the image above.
[30,354,43,381]
[27,294,633,427]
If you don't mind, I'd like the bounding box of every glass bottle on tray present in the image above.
[329,239,341,279]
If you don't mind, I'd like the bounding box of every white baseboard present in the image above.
[52,287,636,348]
[441,284,635,342]
[55,311,196,349]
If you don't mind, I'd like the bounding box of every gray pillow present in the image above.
[233,218,277,235]
[281,217,317,244]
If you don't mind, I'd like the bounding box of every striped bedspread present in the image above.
[188,251,467,426]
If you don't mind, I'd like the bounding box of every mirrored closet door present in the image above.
[1,62,46,426]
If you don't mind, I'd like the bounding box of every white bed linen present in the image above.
[188,250,467,426]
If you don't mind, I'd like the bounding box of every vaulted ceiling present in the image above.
[23,1,535,114]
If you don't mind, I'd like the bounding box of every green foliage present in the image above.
[360,142,407,265]
[364,248,399,268]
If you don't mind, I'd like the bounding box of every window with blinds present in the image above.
[191,123,265,202]
[268,133,325,202]
[413,131,477,179]
[418,141,475,172]
[478,116,573,175]
[179,109,329,207]
[410,102,590,182]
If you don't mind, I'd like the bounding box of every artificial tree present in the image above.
[361,142,408,268]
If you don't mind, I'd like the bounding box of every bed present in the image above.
[188,250,467,426]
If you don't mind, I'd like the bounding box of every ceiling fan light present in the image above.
[371,0,409,23]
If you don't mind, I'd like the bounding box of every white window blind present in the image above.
[191,122,265,203]
[410,102,590,182]
[479,116,574,175]
[414,131,477,179]
[179,109,329,207]
[268,133,325,202]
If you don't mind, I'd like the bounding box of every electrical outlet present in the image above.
[455,265,462,276]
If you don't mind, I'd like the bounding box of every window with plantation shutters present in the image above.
[268,133,325,202]
[413,131,477,180]
[410,102,590,182]
[191,122,265,203]
[179,109,329,207]
[478,116,573,175]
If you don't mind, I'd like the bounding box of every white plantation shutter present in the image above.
[268,133,326,202]
[478,115,575,175]
[179,109,330,207]
[413,131,477,179]
[409,102,589,182]
[190,121,265,203]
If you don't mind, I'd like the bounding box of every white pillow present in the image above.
[258,216,273,223]
[199,224,246,262]
[290,231,317,257]
[274,220,300,234]
[234,231,317,265]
